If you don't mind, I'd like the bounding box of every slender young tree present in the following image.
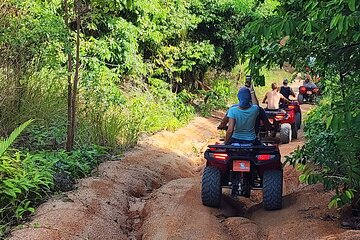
[70,0,81,150]
[64,0,73,151]
[65,0,81,151]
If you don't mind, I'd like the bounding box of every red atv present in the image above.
[298,86,320,104]
[201,141,283,210]
[281,100,302,139]
[260,101,301,143]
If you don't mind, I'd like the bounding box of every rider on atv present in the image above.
[303,75,317,89]
[224,87,272,145]
[262,83,290,110]
[279,79,295,100]
[202,86,283,210]
[218,75,271,137]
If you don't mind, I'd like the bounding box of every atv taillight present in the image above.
[257,154,274,161]
[212,153,228,161]
[287,105,295,110]
[274,114,285,121]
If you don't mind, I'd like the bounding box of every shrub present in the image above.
[286,97,360,208]
[0,121,104,237]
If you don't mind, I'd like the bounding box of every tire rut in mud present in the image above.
[9,116,221,240]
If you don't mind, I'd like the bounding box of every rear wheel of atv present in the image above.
[291,123,298,139]
[280,123,291,144]
[263,170,283,210]
[297,94,304,104]
[296,112,301,130]
[202,166,221,207]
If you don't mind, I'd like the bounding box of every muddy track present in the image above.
[9,91,360,240]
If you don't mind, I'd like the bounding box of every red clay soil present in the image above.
[9,106,360,240]
[9,113,220,240]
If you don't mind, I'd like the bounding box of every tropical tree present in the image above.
[244,0,360,208]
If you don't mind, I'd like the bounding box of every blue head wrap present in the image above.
[237,87,251,108]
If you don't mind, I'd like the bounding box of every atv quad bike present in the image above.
[259,110,292,144]
[260,101,301,143]
[201,141,283,210]
[280,100,302,139]
[298,86,320,104]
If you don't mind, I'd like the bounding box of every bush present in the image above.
[198,78,237,116]
[0,151,55,236]
[286,97,360,209]
[0,121,105,237]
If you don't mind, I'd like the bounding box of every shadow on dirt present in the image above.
[217,193,247,218]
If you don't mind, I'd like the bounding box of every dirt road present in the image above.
[139,116,345,240]
[9,85,360,239]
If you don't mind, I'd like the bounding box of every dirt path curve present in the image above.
[9,81,360,240]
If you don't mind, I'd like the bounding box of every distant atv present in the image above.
[201,141,283,210]
[259,101,301,144]
[281,100,302,139]
[298,86,320,104]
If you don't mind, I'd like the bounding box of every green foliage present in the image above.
[39,145,105,179]
[244,0,360,83]
[190,0,257,71]
[0,0,271,235]
[0,121,53,237]
[0,120,32,156]
[0,0,264,151]
[0,120,105,237]
[286,92,360,208]
[245,0,360,209]
[198,78,236,116]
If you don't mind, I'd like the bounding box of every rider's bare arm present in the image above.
[262,94,267,104]
[224,118,235,144]
[218,114,229,130]
[280,94,290,103]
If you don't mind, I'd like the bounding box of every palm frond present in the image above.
[0,120,33,157]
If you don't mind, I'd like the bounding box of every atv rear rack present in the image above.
[207,144,277,151]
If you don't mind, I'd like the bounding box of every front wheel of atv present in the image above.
[291,123,298,139]
[202,166,222,207]
[295,112,301,130]
[280,123,292,144]
[263,170,283,210]
[297,94,304,104]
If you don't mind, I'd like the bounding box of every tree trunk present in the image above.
[68,0,81,151]
[65,54,73,151]
[64,0,74,151]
